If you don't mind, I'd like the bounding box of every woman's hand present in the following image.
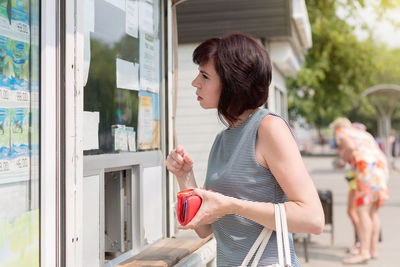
[333,157,346,169]
[178,188,234,230]
[166,146,197,189]
[166,145,194,178]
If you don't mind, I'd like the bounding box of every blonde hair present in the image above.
[331,117,352,133]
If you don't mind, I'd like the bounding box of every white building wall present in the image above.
[176,44,225,187]
[269,63,288,119]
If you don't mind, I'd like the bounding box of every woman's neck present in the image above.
[229,108,259,128]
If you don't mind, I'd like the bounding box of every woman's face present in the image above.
[191,59,222,109]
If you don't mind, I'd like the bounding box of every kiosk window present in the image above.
[83,0,161,155]
[0,0,40,265]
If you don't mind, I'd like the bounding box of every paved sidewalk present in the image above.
[295,156,400,267]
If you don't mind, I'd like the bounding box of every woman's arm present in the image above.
[192,224,213,238]
[166,146,198,189]
[333,157,346,169]
[337,134,355,163]
[166,146,213,238]
[179,116,324,234]
[240,115,324,234]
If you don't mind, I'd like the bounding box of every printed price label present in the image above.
[16,91,29,102]
[14,22,30,36]
[16,157,29,169]
[0,160,10,172]
[0,88,9,100]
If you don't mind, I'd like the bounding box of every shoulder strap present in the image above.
[275,204,284,265]
[251,229,272,267]
[279,203,292,266]
[240,203,292,267]
[240,227,272,267]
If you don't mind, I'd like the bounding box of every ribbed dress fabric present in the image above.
[205,108,301,267]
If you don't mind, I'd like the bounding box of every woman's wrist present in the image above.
[224,195,243,215]
[176,170,197,190]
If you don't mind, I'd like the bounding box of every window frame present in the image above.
[77,0,170,265]
[40,0,64,266]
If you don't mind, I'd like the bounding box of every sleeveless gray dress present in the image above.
[205,109,301,266]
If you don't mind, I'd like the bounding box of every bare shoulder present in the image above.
[258,115,291,139]
[257,115,301,169]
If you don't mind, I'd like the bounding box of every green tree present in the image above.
[288,0,400,134]
[374,47,400,85]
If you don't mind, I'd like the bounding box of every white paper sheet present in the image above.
[126,127,136,152]
[116,58,139,90]
[142,166,162,244]
[83,33,91,87]
[112,125,128,151]
[139,33,159,93]
[139,0,153,34]
[83,0,94,86]
[83,111,99,150]
[84,0,95,33]
[104,0,126,10]
[126,0,138,38]
[138,94,153,145]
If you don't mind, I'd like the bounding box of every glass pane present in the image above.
[84,0,162,155]
[0,0,40,266]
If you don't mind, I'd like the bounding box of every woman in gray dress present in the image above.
[166,33,324,266]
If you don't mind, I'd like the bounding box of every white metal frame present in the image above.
[65,0,84,265]
[41,0,174,265]
[166,0,176,239]
[79,0,171,265]
[40,0,62,266]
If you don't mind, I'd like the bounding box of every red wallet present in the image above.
[177,189,202,226]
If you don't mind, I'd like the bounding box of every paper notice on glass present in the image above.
[0,108,11,177]
[84,0,95,32]
[116,58,139,90]
[139,0,153,34]
[83,111,99,150]
[139,33,159,93]
[83,33,91,87]
[104,0,126,10]
[151,93,160,149]
[138,92,153,149]
[126,126,136,152]
[112,125,128,151]
[126,0,138,38]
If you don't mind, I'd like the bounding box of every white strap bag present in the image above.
[240,203,292,267]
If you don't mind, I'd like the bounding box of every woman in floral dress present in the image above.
[332,117,389,264]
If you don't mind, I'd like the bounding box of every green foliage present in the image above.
[374,47,400,84]
[288,0,400,132]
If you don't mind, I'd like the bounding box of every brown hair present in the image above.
[193,33,272,125]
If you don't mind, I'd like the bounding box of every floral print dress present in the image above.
[336,127,389,207]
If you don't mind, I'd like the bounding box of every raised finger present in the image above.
[176,145,185,156]
[171,151,184,164]
[183,154,193,166]
[171,160,183,169]
[165,155,175,167]
[167,154,181,165]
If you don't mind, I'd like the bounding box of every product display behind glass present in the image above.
[0,0,40,266]
[84,0,161,155]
